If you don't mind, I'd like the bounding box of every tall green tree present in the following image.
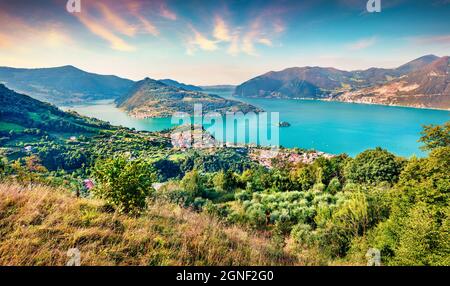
[368,146,450,265]
[92,155,156,214]
[344,147,403,185]
[419,121,450,151]
[213,170,237,193]
[181,169,204,197]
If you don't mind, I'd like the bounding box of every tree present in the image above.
[25,155,48,173]
[419,121,450,151]
[92,156,156,214]
[181,169,204,197]
[321,191,369,257]
[367,146,450,265]
[344,147,402,185]
[293,165,316,192]
[392,203,450,266]
[213,170,237,193]
[0,156,8,178]
[326,177,341,194]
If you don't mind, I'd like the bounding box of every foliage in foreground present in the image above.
[91,156,157,214]
[0,182,296,266]
[1,121,449,266]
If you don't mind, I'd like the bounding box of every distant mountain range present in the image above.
[0,65,207,105]
[158,79,203,91]
[0,65,134,105]
[1,54,448,111]
[234,55,450,110]
[0,65,256,118]
[336,56,450,109]
[117,78,260,118]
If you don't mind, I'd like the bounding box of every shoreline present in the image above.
[233,95,450,112]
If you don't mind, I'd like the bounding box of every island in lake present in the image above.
[277,121,291,127]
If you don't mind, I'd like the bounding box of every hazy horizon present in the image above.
[0,52,448,86]
[0,0,449,85]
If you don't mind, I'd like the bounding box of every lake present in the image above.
[62,91,449,157]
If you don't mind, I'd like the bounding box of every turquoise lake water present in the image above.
[62,91,449,157]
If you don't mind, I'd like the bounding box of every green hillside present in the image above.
[117,78,261,118]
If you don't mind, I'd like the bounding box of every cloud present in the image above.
[75,12,135,51]
[347,37,377,50]
[136,16,159,36]
[72,0,167,51]
[71,0,166,51]
[273,21,285,34]
[95,2,137,37]
[257,38,273,46]
[187,28,219,54]
[213,17,231,42]
[126,1,159,36]
[0,11,73,51]
[187,14,284,56]
[239,20,265,56]
[43,27,74,48]
[159,2,177,20]
[241,36,257,56]
[227,35,240,55]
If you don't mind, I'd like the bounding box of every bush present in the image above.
[319,191,369,257]
[212,170,237,193]
[326,177,341,194]
[419,121,450,151]
[181,170,204,197]
[293,165,316,192]
[92,156,156,214]
[291,223,316,246]
[344,147,402,185]
[366,145,450,265]
[0,156,7,178]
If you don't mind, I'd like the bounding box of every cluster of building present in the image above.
[250,149,334,168]
[170,125,218,149]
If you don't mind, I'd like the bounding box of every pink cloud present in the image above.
[160,2,177,20]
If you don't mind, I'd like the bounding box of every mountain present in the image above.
[117,78,261,118]
[0,84,111,135]
[158,79,203,91]
[336,56,450,109]
[394,54,440,74]
[234,55,440,99]
[0,65,134,105]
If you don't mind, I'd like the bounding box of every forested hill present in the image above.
[117,78,261,118]
[0,84,111,134]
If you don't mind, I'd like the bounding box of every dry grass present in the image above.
[0,182,299,266]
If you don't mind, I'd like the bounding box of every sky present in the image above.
[0,0,449,85]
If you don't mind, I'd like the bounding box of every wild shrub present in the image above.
[92,155,156,215]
